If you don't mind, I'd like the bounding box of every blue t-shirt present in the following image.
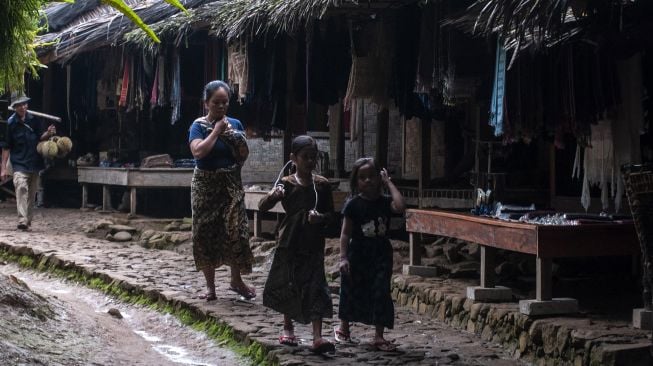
[188,117,244,170]
[2,112,46,173]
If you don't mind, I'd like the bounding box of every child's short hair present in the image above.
[291,135,317,155]
[349,157,382,195]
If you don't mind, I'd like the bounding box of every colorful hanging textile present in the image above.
[119,56,130,108]
[489,38,506,137]
[170,52,181,125]
[150,58,159,106]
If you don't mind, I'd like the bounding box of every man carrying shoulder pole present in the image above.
[0,95,56,230]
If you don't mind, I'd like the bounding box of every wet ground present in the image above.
[0,262,250,366]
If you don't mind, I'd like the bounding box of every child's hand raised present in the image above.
[339,258,350,275]
[380,168,391,187]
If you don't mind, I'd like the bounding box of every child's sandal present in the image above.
[334,327,355,343]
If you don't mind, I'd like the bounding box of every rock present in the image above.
[444,244,462,263]
[112,231,132,242]
[465,243,480,258]
[446,353,460,361]
[178,223,192,231]
[495,261,518,278]
[108,308,123,319]
[449,261,479,278]
[182,217,192,225]
[425,246,443,258]
[140,230,155,241]
[94,219,114,230]
[164,222,181,231]
[108,225,137,234]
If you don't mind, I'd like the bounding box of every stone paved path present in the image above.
[0,206,526,365]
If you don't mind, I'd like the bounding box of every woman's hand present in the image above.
[211,117,228,135]
[339,258,350,275]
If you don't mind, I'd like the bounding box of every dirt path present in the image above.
[0,263,249,366]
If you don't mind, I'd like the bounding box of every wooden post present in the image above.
[536,257,553,301]
[409,232,422,266]
[81,184,88,209]
[102,185,111,211]
[418,118,431,208]
[130,187,137,216]
[376,107,389,168]
[283,36,296,165]
[549,143,556,208]
[480,246,496,288]
[253,211,262,238]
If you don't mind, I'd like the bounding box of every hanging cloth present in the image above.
[170,52,181,125]
[119,56,130,108]
[489,38,507,137]
[228,41,249,101]
[150,58,159,106]
[581,119,614,212]
[157,55,165,107]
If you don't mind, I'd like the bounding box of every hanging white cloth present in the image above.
[582,119,614,212]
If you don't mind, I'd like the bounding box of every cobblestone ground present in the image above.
[0,205,527,365]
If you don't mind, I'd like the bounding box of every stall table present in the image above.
[405,209,640,315]
[78,167,193,215]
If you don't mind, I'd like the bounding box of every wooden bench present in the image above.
[405,209,640,314]
[78,167,194,215]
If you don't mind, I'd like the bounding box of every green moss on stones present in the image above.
[0,248,274,366]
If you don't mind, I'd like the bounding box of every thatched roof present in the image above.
[125,0,420,48]
[447,0,651,66]
[37,0,209,63]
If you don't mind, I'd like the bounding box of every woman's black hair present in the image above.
[203,80,232,101]
[349,157,382,196]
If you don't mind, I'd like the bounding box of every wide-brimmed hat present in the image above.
[10,95,31,108]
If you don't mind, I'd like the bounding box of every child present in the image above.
[258,135,336,354]
[335,157,406,351]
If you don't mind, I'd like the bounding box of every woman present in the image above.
[189,80,255,301]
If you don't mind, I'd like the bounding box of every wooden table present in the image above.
[78,167,194,215]
[244,190,349,237]
[406,209,640,302]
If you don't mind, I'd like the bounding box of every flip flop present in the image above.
[334,327,357,344]
[278,334,298,347]
[198,292,217,301]
[310,338,335,354]
[370,339,397,352]
[228,284,256,300]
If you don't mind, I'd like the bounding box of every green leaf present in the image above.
[101,0,160,43]
[163,0,189,15]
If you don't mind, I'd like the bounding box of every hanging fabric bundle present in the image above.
[150,57,159,107]
[157,54,166,107]
[489,37,507,137]
[119,56,130,108]
[581,119,615,212]
[170,51,181,125]
[228,40,249,102]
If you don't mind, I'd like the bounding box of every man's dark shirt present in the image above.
[1,112,45,173]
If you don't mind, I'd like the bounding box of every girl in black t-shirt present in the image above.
[336,157,406,351]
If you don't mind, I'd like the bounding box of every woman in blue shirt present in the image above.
[188,80,254,301]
